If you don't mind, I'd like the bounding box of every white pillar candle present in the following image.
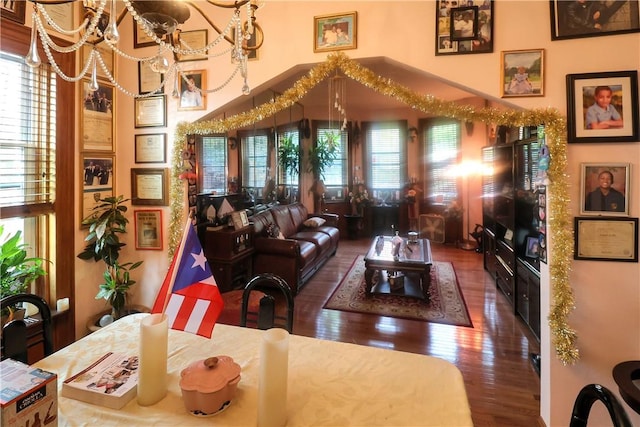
[258,328,289,427]
[137,313,168,406]
[56,298,69,312]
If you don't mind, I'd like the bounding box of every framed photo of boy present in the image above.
[580,162,630,216]
[178,70,206,111]
[500,49,544,98]
[134,209,163,250]
[550,0,640,41]
[313,12,357,53]
[566,70,638,143]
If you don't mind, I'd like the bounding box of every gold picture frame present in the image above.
[131,168,169,206]
[81,79,115,152]
[82,43,115,80]
[500,49,544,98]
[178,70,206,111]
[134,209,163,250]
[134,95,166,128]
[176,29,208,62]
[135,133,167,164]
[81,153,115,225]
[313,12,357,53]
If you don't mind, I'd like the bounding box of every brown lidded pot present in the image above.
[179,356,241,416]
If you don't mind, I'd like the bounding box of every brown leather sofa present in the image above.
[249,203,339,295]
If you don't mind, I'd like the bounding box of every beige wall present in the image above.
[68,1,639,426]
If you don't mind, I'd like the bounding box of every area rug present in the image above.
[324,256,473,327]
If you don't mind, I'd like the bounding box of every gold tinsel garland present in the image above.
[169,52,578,364]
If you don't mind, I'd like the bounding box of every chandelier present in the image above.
[25,0,264,98]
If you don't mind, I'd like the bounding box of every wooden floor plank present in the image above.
[292,238,543,427]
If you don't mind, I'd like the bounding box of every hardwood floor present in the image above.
[292,238,542,427]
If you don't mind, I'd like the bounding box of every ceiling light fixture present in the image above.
[25,0,264,98]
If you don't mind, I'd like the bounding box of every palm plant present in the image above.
[278,135,300,202]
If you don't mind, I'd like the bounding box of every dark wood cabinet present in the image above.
[203,225,254,293]
[483,228,497,279]
[516,259,541,341]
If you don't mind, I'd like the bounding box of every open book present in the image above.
[61,352,138,409]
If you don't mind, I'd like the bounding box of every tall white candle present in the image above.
[258,328,289,427]
[137,313,168,406]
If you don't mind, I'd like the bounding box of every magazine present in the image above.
[61,352,138,409]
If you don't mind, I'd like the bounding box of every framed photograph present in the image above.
[436,0,493,55]
[230,210,250,230]
[138,61,164,94]
[501,49,544,98]
[81,79,115,152]
[135,133,166,163]
[232,26,259,60]
[178,70,206,111]
[313,12,357,53]
[580,163,630,216]
[133,20,167,48]
[550,0,640,41]
[574,217,638,262]
[176,29,208,62]
[81,154,114,223]
[566,71,639,143]
[131,168,169,206]
[0,0,26,25]
[134,210,163,250]
[525,236,540,259]
[134,95,166,128]
[82,43,115,80]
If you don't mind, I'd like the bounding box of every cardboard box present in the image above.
[0,359,57,427]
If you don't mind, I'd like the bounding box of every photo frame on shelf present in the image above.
[230,210,250,230]
[313,11,357,53]
[133,20,167,48]
[138,61,164,94]
[178,70,206,111]
[574,217,638,262]
[566,70,639,143]
[131,168,169,206]
[80,154,115,224]
[134,95,166,128]
[436,0,493,55]
[500,49,544,98]
[550,0,640,41]
[176,29,208,62]
[1,0,26,24]
[579,162,630,216]
[134,209,163,250]
[135,133,167,163]
[81,79,115,152]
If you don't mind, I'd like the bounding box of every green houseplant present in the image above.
[0,224,49,316]
[307,131,339,211]
[278,135,300,203]
[77,195,142,319]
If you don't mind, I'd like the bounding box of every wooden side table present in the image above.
[203,225,254,292]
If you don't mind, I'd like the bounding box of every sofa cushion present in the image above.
[304,217,326,228]
[292,230,332,255]
[271,205,298,237]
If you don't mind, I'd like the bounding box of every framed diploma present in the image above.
[134,95,166,128]
[42,2,75,32]
[131,168,169,206]
[133,20,167,48]
[574,217,638,262]
[176,29,208,62]
[138,61,164,94]
[82,42,115,80]
[81,79,115,152]
[134,209,163,250]
[135,133,166,163]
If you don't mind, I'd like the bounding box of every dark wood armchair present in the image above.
[1,294,54,364]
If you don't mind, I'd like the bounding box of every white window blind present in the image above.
[199,135,227,194]
[425,119,460,204]
[0,53,56,210]
[241,132,269,189]
[315,125,347,187]
[367,122,405,190]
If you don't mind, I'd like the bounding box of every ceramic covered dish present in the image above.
[179,356,241,416]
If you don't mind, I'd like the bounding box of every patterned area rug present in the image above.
[324,256,473,327]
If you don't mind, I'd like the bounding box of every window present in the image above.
[239,129,270,198]
[197,135,227,194]
[423,118,461,204]
[276,126,300,186]
[365,121,406,200]
[314,121,348,190]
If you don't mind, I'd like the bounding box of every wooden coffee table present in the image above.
[363,235,433,301]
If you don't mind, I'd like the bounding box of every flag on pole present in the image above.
[151,220,224,338]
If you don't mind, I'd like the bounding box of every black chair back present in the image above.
[241,273,294,333]
[569,384,633,427]
[1,294,54,364]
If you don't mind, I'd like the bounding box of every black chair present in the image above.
[569,384,633,427]
[613,361,640,415]
[240,273,294,333]
[1,294,54,364]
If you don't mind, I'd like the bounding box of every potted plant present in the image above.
[77,195,142,320]
[278,135,300,203]
[0,225,49,318]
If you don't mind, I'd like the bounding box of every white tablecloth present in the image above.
[35,314,473,426]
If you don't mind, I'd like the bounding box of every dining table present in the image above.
[34,313,473,426]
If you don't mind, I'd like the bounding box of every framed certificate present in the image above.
[138,61,164,94]
[134,209,163,250]
[81,79,115,152]
[176,29,208,62]
[131,168,169,206]
[82,42,115,80]
[134,95,166,128]
[574,217,638,262]
[135,133,166,163]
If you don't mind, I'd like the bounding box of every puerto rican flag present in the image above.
[151,220,223,338]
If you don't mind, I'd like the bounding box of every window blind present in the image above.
[199,135,227,194]
[315,125,347,187]
[241,131,269,189]
[367,122,404,190]
[0,53,56,212]
[426,120,460,204]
